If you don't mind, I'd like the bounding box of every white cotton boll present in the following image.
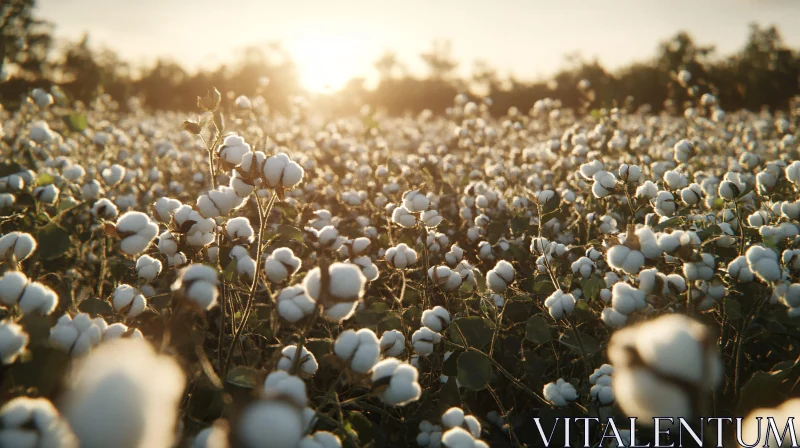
[718,180,744,201]
[779,284,800,310]
[663,169,688,190]
[591,171,617,198]
[275,286,316,323]
[683,253,715,281]
[225,217,254,243]
[236,399,304,448]
[487,260,515,293]
[276,345,318,376]
[0,396,78,447]
[352,256,379,281]
[746,245,781,282]
[543,379,578,407]
[445,245,464,267]
[172,264,219,310]
[747,210,769,228]
[781,201,800,220]
[218,135,251,166]
[780,160,800,189]
[262,371,308,408]
[334,328,380,374]
[392,206,417,228]
[421,209,443,228]
[112,285,147,318]
[17,281,58,315]
[601,308,628,328]
[694,280,726,311]
[412,327,441,355]
[304,263,366,308]
[653,191,676,216]
[619,164,641,184]
[264,248,301,283]
[611,282,646,315]
[380,330,405,357]
[589,365,615,406]
[192,421,229,448]
[152,197,181,222]
[421,306,451,332]
[263,153,304,189]
[0,232,37,262]
[782,249,800,271]
[417,420,443,447]
[727,255,754,282]
[673,139,694,163]
[62,338,185,448]
[635,181,658,200]
[298,431,342,448]
[62,164,85,182]
[116,211,158,256]
[606,245,645,274]
[0,193,15,208]
[135,255,162,281]
[570,257,595,279]
[608,314,722,422]
[197,186,245,218]
[680,183,703,205]
[91,198,118,220]
[579,160,604,180]
[371,358,422,406]
[157,231,178,256]
[103,323,143,341]
[544,290,575,320]
[0,320,29,364]
[33,183,59,204]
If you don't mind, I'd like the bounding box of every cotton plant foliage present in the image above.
[0,79,799,447]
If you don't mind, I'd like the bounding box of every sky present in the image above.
[36,0,800,92]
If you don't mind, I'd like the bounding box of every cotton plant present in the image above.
[303,262,366,322]
[589,364,615,406]
[0,271,58,315]
[0,231,36,262]
[333,328,380,374]
[0,320,29,365]
[543,378,578,407]
[112,284,147,317]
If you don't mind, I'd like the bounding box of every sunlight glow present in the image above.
[289,33,364,93]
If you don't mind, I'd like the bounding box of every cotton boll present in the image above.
[421,306,451,332]
[274,286,316,323]
[101,164,126,187]
[653,191,676,216]
[747,210,770,227]
[486,260,514,293]
[351,256,379,281]
[62,338,185,448]
[379,330,405,357]
[787,161,800,186]
[608,314,722,423]
[693,280,726,311]
[371,358,422,406]
[218,135,251,167]
[680,183,704,205]
[543,378,578,407]
[746,245,781,282]
[611,282,646,315]
[192,420,229,448]
[33,183,59,204]
[570,257,595,279]
[589,364,615,406]
[91,198,118,220]
[544,290,575,320]
[152,197,181,222]
[264,248,302,283]
[0,320,29,364]
[334,328,380,374]
[0,397,78,447]
[663,169,688,190]
[172,264,219,310]
[718,180,744,201]
[417,420,443,447]
[298,431,342,448]
[412,327,441,355]
[683,253,715,281]
[782,249,800,271]
[421,209,443,228]
[601,308,628,328]
[197,186,246,218]
[135,255,162,281]
[392,206,417,228]
[303,262,366,317]
[0,232,37,262]
[225,217,254,244]
[235,399,304,448]
[112,285,147,318]
[263,153,304,189]
[17,281,58,315]
[579,160,604,180]
[276,345,318,376]
[673,139,694,163]
[115,211,159,256]
[619,164,641,184]
[606,245,645,274]
[635,181,659,200]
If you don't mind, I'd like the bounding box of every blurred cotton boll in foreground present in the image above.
[608,314,722,423]
[60,338,185,448]
[0,396,77,447]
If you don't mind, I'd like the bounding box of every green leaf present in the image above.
[487,221,507,245]
[37,173,55,186]
[450,317,494,349]
[696,225,722,241]
[64,112,88,132]
[525,315,552,344]
[559,330,600,355]
[534,281,556,295]
[77,297,113,316]
[456,351,493,391]
[581,274,604,301]
[276,224,304,243]
[223,257,238,283]
[35,223,71,260]
[439,376,462,410]
[225,366,261,389]
[724,298,742,320]
[653,217,683,231]
[442,350,462,376]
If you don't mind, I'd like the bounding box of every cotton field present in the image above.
[0,83,799,448]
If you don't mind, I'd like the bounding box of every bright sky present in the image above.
[37,0,800,92]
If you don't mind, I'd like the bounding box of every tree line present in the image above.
[2,0,800,115]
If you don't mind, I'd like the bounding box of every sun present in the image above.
[290,34,362,93]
